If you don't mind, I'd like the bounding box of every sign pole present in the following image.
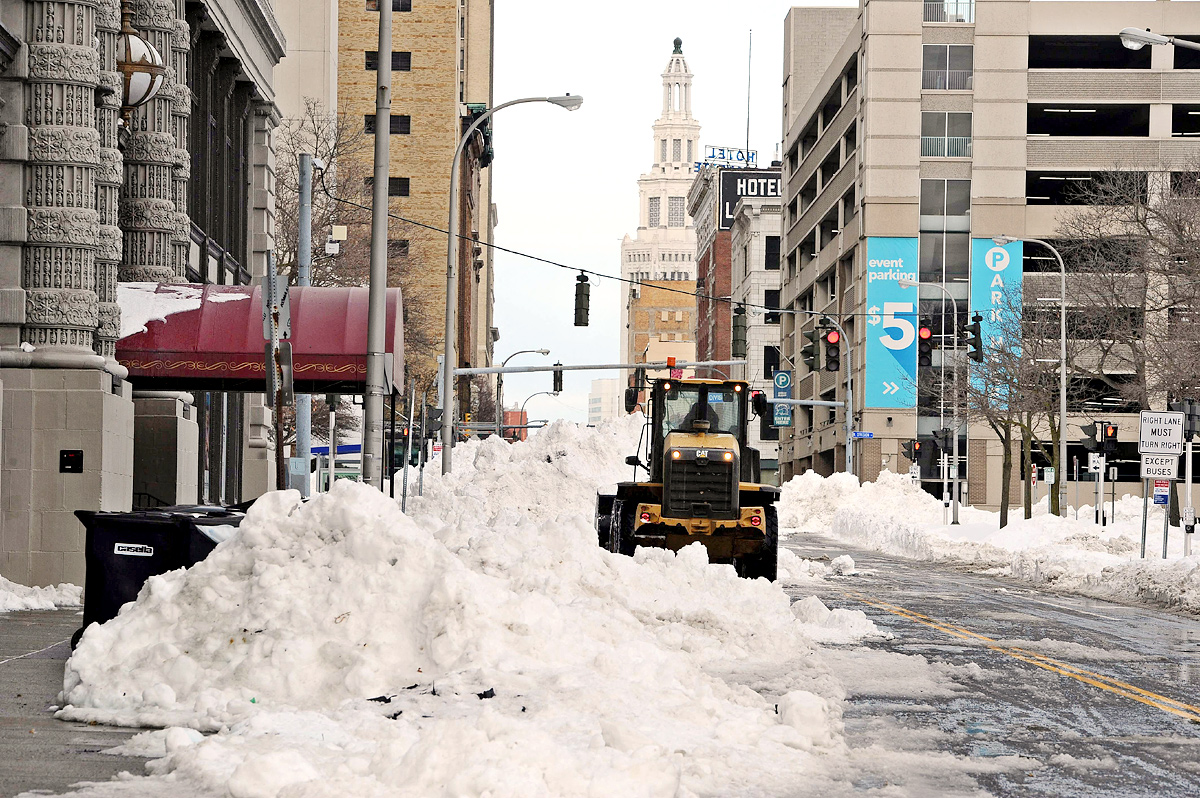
[1185,437,1194,556]
[1073,456,1079,519]
[402,380,416,512]
[1140,478,1149,559]
[1096,455,1104,525]
[1163,493,1170,560]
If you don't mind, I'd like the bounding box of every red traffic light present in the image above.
[1105,425,1117,437]
[824,330,840,344]
[913,441,922,451]
[918,327,932,340]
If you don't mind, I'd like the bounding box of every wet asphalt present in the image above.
[0,610,147,797]
[784,533,1200,797]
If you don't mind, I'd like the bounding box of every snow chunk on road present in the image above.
[0,575,80,613]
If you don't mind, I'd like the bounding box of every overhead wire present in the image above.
[315,169,911,322]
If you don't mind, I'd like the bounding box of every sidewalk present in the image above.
[0,609,147,797]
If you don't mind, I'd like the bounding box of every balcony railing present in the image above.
[922,69,973,91]
[921,136,973,158]
[924,1,974,23]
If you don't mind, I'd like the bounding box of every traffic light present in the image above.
[574,273,590,327]
[425,407,443,436]
[801,329,820,371]
[823,329,840,372]
[1080,422,1099,452]
[1103,423,1119,454]
[732,306,748,359]
[918,322,933,367]
[901,440,919,461]
[552,362,563,394]
[932,427,953,452]
[464,412,473,424]
[920,438,939,471]
[964,313,984,363]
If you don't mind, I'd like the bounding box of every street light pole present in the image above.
[441,95,583,475]
[995,235,1067,517]
[496,348,550,441]
[901,278,960,523]
[363,0,393,490]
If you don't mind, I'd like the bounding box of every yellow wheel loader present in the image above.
[596,378,780,580]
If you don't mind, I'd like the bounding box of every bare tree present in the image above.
[1055,167,1200,411]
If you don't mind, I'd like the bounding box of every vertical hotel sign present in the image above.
[864,238,919,408]
[969,239,1023,362]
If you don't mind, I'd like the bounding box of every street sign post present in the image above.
[1088,453,1103,473]
[1140,454,1179,480]
[1139,411,1185,455]
[772,370,792,428]
[851,431,874,439]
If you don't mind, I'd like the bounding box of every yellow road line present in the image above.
[843,590,1200,724]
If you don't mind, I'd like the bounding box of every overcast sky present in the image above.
[485,0,1138,427]
[487,0,856,426]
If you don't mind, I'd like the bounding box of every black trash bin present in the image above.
[70,506,244,649]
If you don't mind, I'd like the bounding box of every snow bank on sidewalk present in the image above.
[781,471,1200,614]
[0,575,80,613]
[61,417,971,797]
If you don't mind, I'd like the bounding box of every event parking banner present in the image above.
[864,238,919,409]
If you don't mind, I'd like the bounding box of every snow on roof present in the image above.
[116,283,250,340]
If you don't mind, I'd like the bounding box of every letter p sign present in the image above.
[985,247,1010,272]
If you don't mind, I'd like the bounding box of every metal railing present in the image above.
[921,136,973,158]
[922,69,973,91]
[924,1,974,23]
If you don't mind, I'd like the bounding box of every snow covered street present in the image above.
[3,418,1198,796]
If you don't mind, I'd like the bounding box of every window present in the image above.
[765,236,780,270]
[365,51,412,71]
[920,112,972,157]
[919,179,970,285]
[923,1,973,23]
[648,197,660,227]
[367,0,411,10]
[1025,171,1145,205]
[1028,36,1149,70]
[660,140,667,163]
[764,289,781,324]
[675,311,683,322]
[1028,104,1148,137]
[365,176,410,197]
[672,139,682,161]
[687,140,693,162]
[661,311,669,321]
[668,196,685,227]
[364,114,411,134]
[388,239,410,258]
[922,45,972,90]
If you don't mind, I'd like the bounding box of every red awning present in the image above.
[116,284,404,393]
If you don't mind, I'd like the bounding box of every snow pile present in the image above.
[783,472,1200,614]
[116,283,203,339]
[0,575,80,612]
[59,416,925,796]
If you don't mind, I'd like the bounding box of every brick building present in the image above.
[337,0,494,403]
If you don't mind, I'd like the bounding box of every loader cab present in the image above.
[648,380,750,476]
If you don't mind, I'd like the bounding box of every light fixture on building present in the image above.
[115,0,166,122]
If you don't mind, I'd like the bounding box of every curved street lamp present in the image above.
[1119,27,1200,52]
[442,95,583,474]
[496,348,550,441]
[994,235,1068,519]
[521,391,556,418]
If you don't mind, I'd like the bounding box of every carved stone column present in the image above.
[94,0,122,360]
[170,4,190,278]
[22,0,101,351]
[120,0,178,283]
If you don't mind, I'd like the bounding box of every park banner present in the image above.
[969,238,1023,392]
[864,237,919,409]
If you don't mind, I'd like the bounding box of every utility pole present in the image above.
[363,0,393,489]
[295,153,313,497]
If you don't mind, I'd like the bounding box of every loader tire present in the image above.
[609,499,638,557]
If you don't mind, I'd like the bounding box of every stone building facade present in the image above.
[619,39,700,383]
[0,0,284,587]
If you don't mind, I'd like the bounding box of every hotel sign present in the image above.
[717,169,782,229]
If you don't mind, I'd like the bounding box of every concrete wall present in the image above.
[275,0,338,119]
[132,396,199,507]
[1,368,133,587]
